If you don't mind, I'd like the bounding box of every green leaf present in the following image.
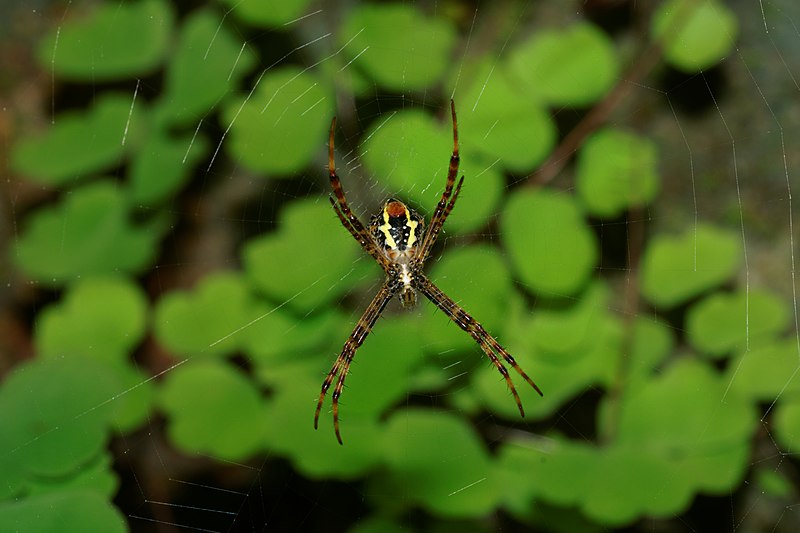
[774,400,800,464]
[501,189,597,296]
[37,277,148,363]
[640,224,742,308]
[687,289,788,357]
[154,272,255,358]
[507,22,619,106]
[755,468,793,499]
[0,490,126,532]
[581,444,694,525]
[33,278,154,433]
[217,0,316,27]
[222,66,333,175]
[14,182,160,286]
[497,437,595,511]
[652,0,738,72]
[243,198,367,311]
[105,365,156,434]
[27,453,118,499]
[381,409,500,517]
[457,61,557,173]
[36,0,172,81]
[0,358,118,480]
[159,9,257,126]
[576,128,660,218]
[360,109,504,234]
[128,131,209,205]
[340,3,456,90]
[725,339,800,401]
[615,358,755,494]
[626,317,674,385]
[243,304,339,365]
[159,360,265,460]
[11,94,144,185]
[264,371,383,478]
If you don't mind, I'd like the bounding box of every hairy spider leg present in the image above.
[328,117,391,270]
[418,99,463,262]
[314,280,393,445]
[416,274,543,415]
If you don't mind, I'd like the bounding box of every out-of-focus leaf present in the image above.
[222,67,332,175]
[340,3,456,90]
[36,0,172,80]
[652,0,738,72]
[159,360,265,460]
[12,94,144,185]
[576,128,660,218]
[640,224,742,308]
[502,189,597,296]
[507,22,619,106]
[14,182,160,286]
[159,8,257,126]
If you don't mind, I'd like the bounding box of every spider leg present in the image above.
[328,117,391,270]
[418,100,461,260]
[314,279,394,444]
[416,274,542,417]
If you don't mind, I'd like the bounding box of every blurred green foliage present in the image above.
[5,0,793,531]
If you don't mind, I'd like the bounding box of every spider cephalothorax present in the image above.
[315,101,543,444]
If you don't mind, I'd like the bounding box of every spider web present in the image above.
[3,0,800,531]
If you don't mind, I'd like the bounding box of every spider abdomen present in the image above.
[372,200,425,253]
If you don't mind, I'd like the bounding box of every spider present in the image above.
[314,100,543,444]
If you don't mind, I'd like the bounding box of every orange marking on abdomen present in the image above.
[386,201,406,217]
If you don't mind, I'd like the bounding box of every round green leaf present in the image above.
[652,0,738,72]
[507,22,619,106]
[774,400,800,463]
[0,490,125,533]
[626,317,674,385]
[36,0,172,81]
[687,289,788,357]
[0,358,118,479]
[725,339,800,401]
[14,182,160,286]
[340,3,456,90]
[159,9,257,126]
[615,358,755,493]
[576,128,660,218]
[222,67,332,175]
[640,224,742,308]
[128,131,209,205]
[154,272,255,358]
[27,452,118,500]
[37,277,148,363]
[497,437,595,511]
[457,61,557,173]
[159,360,264,460]
[382,409,500,517]
[243,304,339,365]
[360,108,504,234]
[501,189,597,296]
[243,198,367,311]
[264,371,383,478]
[11,94,145,185]
[581,444,694,525]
